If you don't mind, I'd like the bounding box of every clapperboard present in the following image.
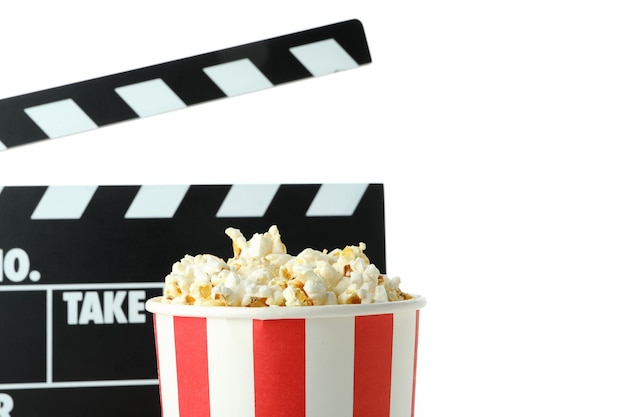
[0,20,386,417]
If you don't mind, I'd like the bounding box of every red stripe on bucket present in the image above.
[174,316,211,417]
[253,319,306,417]
[411,309,421,417]
[353,313,394,417]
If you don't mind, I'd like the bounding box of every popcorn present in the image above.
[162,225,411,307]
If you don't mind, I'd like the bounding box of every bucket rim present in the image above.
[145,294,426,319]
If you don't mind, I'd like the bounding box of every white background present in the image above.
[1,1,625,415]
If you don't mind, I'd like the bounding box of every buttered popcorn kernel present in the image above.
[162,225,411,307]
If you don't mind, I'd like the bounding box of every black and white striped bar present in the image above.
[14,183,371,220]
[0,182,386,275]
[0,19,370,151]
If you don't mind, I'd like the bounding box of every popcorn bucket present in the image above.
[146,295,426,417]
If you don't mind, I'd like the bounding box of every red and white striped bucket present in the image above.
[146,295,426,417]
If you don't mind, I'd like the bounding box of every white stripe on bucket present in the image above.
[306,316,355,417]
[31,185,98,220]
[390,310,418,417]
[206,318,255,417]
[154,314,180,417]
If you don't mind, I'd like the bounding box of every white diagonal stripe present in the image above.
[289,38,359,77]
[203,59,274,97]
[155,314,180,417]
[306,316,355,417]
[0,140,6,151]
[390,310,418,417]
[216,184,280,218]
[115,78,186,118]
[31,185,98,220]
[206,318,254,417]
[306,183,369,217]
[124,185,190,219]
[24,99,98,139]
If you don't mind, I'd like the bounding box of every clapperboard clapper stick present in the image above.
[0,19,371,151]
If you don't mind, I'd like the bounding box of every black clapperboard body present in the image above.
[0,21,386,417]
